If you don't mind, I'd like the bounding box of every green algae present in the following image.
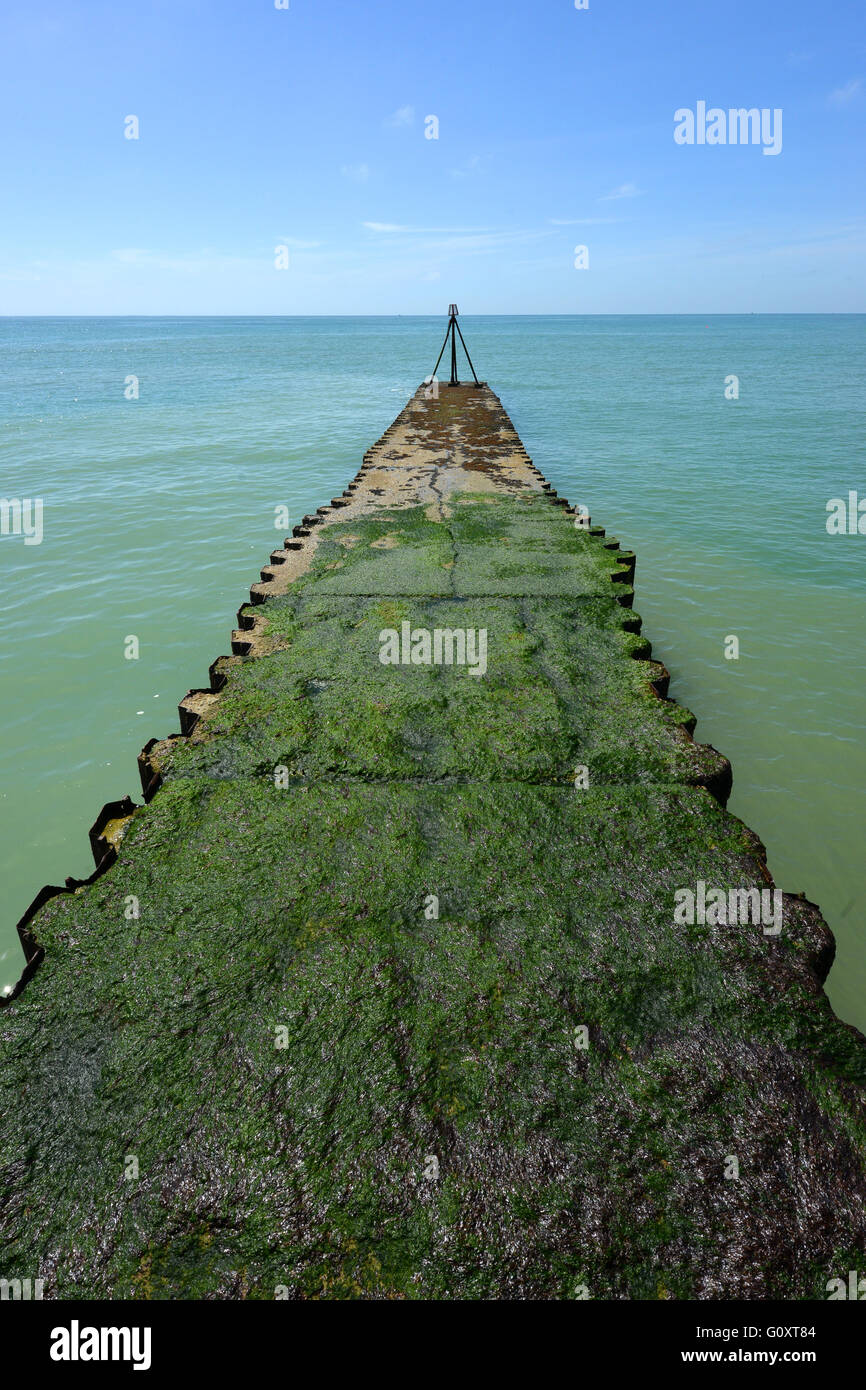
[159,594,722,795]
[290,497,626,601]
[2,421,865,1301]
[2,779,864,1299]
[293,508,455,597]
[161,595,723,788]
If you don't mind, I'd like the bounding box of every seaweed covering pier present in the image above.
[3,384,866,1299]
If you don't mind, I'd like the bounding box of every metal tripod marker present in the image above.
[428,304,480,389]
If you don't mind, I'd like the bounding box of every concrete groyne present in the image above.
[2,382,866,1300]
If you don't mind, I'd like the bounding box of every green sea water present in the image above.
[1,315,864,1029]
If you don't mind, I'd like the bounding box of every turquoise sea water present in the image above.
[1,316,864,1028]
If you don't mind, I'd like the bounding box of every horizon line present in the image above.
[2,311,864,320]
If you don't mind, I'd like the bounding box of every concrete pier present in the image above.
[2,383,865,1299]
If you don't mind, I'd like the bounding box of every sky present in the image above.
[0,0,864,314]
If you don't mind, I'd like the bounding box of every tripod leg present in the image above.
[454,319,480,385]
[428,322,451,386]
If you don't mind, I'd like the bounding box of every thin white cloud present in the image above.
[598,182,641,202]
[340,162,370,182]
[359,222,554,256]
[108,246,320,274]
[361,223,492,235]
[548,217,622,226]
[385,105,415,127]
[411,228,553,256]
[449,155,481,179]
[828,77,862,106]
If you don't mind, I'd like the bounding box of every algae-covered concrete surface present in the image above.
[3,384,866,1300]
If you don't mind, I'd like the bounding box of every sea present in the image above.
[1,315,864,1029]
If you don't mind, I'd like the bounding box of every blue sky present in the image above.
[0,0,864,313]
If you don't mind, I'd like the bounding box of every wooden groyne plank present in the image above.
[1,384,865,1300]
